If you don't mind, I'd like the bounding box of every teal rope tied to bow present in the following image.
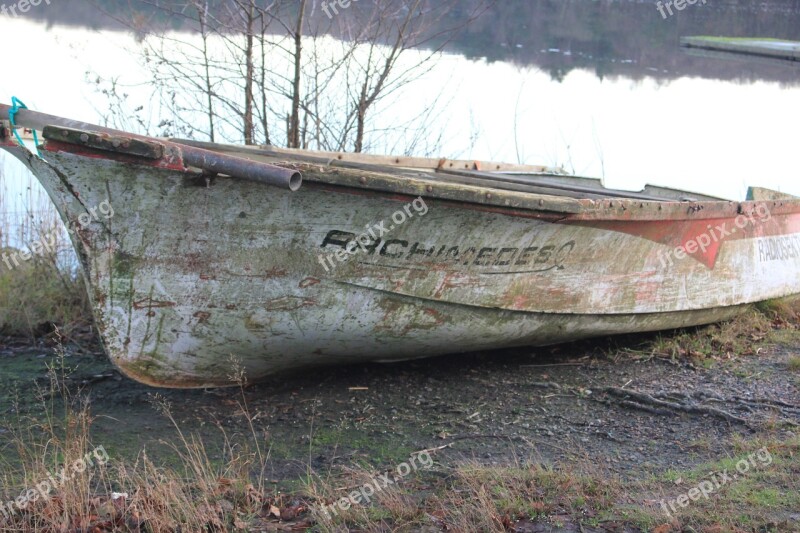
[8,97,42,157]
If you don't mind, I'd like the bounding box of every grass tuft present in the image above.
[1,170,90,340]
[0,249,90,339]
[0,349,293,532]
[646,299,800,363]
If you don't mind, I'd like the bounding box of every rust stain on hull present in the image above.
[133,298,177,310]
[299,277,321,288]
[264,296,317,312]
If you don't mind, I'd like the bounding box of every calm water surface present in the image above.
[1,0,799,207]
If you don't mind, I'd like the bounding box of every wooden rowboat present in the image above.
[2,104,800,388]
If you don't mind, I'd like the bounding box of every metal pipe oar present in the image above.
[181,144,301,191]
[0,103,301,191]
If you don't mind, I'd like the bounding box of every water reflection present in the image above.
[2,0,799,201]
[451,0,800,85]
[23,0,800,84]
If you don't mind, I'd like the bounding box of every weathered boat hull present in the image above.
[3,123,800,387]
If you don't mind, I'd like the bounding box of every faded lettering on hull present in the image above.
[757,235,800,262]
[320,230,576,273]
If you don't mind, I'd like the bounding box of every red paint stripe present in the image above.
[566,212,800,268]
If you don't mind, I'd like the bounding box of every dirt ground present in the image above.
[1,319,799,531]
[2,328,798,477]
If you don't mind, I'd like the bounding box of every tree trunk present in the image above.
[198,1,215,142]
[243,0,255,145]
[260,26,270,146]
[288,0,307,148]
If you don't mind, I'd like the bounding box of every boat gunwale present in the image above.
[3,102,800,223]
[294,163,800,222]
[167,140,800,223]
[16,139,800,224]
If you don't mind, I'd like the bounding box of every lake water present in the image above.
[1,0,799,216]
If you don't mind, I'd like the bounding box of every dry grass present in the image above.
[648,434,800,532]
[426,461,621,531]
[0,168,90,339]
[0,343,110,531]
[1,338,798,531]
[305,434,800,532]
[307,438,800,532]
[646,298,800,364]
[0,347,286,532]
[3,344,618,532]
[0,253,90,339]
[307,465,425,532]
[304,456,624,532]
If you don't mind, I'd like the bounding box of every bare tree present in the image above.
[197,0,216,141]
[288,0,307,148]
[325,0,493,152]
[88,0,494,157]
[242,0,256,144]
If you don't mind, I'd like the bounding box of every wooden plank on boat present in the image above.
[3,112,303,190]
[43,125,166,159]
[420,171,611,200]
[437,168,674,202]
[301,164,588,214]
[680,36,800,61]
[747,187,800,201]
[169,139,689,202]
[172,138,565,174]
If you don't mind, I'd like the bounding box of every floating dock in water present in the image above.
[680,36,800,61]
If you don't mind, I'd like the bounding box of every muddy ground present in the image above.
[2,329,799,477]
[1,323,799,530]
